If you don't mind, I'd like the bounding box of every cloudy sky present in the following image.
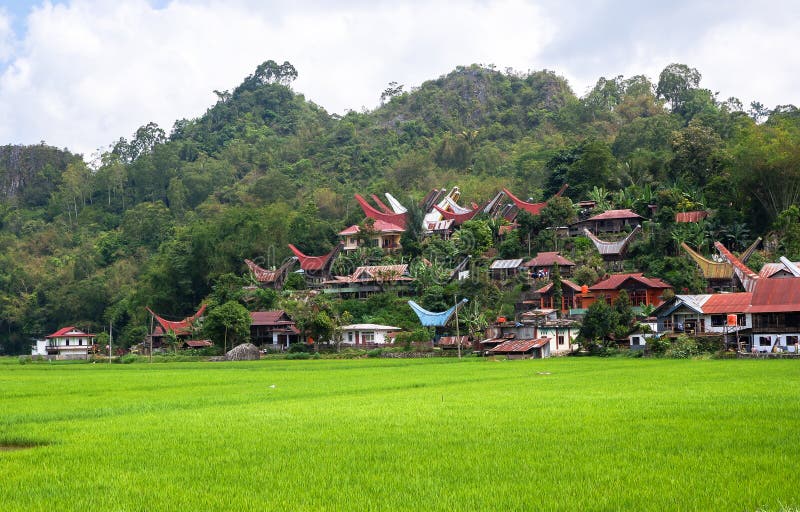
[0,0,798,157]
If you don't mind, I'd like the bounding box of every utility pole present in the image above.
[455,295,461,360]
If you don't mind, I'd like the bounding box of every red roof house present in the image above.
[585,273,672,308]
[43,326,96,360]
[250,310,299,348]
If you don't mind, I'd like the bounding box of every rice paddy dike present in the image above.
[1,357,798,511]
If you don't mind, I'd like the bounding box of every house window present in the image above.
[710,315,725,327]
[78,339,83,346]
[759,336,771,347]
[787,336,799,347]
[65,339,70,346]
[629,290,647,306]
[362,332,375,343]
[558,336,565,346]
[737,314,746,327]
[631,336,641,346]
[347,332,353,343]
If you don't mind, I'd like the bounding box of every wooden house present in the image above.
[250,310,299,349]
[653,293,752,339]
[524,251,576,277]
[584,273,672,309]
[323,264,413,299]
[535,279,586,315]
[147,304,206,351]
[572,209,643,235]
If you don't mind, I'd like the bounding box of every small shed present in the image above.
[182,339,213,350]
[489,259,525,280]
[489,338,551,359]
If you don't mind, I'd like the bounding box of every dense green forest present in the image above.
[1,60,799,354]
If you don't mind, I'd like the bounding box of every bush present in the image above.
[118,353,141,364]
[366,348,383,358]
[665,335,698,359]
[288,343,312,353]
[645,336,671,356]
[286,352,311,360]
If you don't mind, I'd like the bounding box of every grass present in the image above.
[0,357,798,511]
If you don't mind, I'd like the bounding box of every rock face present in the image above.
[225,343,260,361]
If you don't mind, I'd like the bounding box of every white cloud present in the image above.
[0,1,798,157]
[0,0,555,156]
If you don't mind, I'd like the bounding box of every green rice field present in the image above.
[1,357,798,511]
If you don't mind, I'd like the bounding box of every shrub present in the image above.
[286,352,311,360]
[645,336,671,356]
[665,335,699,359]
[366,348,383,358]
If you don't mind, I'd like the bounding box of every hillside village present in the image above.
[36,183,800,360]
[4,60,800,359]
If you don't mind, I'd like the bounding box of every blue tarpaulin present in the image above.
[407,298,468,327]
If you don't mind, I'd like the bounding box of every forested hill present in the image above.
[1,60,799,354]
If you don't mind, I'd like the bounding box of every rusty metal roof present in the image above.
[489,338,549,353]
[748,278,800,313]
[675,211,709,223]
[587,209,643,221]
[524,251,576,267]
[590,273,672,291]
[702,293,753,314]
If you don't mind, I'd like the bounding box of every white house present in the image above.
[340,324,401,346]
[41,326,96,360]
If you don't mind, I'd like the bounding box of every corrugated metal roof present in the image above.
[438,335,469,346]
[702,293,753,314]
[675,211,709,223]
[490,259,524,270]
[536,279,583,294]
[587,209,643,221]
[524,251,576,267]
[748,278,800,313]
[489,338,549,353]
[759,262,800,278]
[341,324,401,331]
[590,273,672,291]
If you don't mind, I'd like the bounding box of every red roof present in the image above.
[250,310,291,325]
[46,326,94,338]
[354,194,407,229]
[338,219,405,236]
[702,293,752,314]
[525,251,576,268]
[590,273,672,291]
[287,244,339,272]
[587,209,643,221]
[489,338,549,353]
[536,279,583,294]
[675,211,709,223]
[147,304,206,336]
[748,278,800,313]
[432,204,479,224]
[438,335,470,347]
